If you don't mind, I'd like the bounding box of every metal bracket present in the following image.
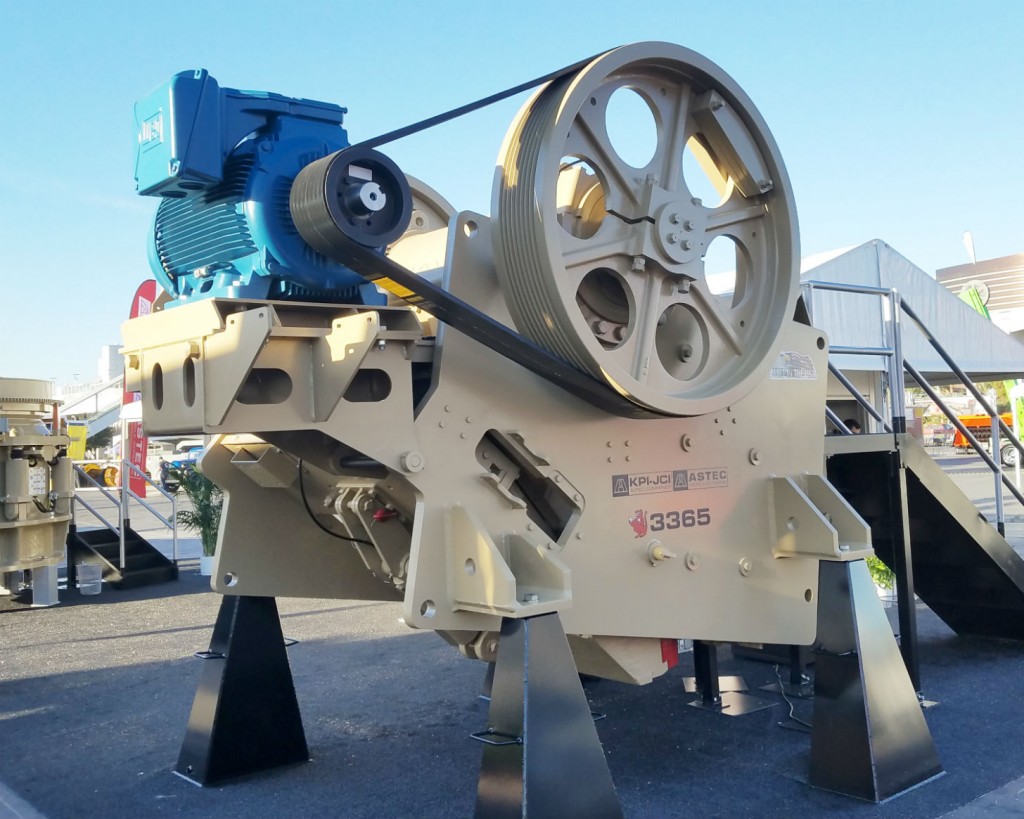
[446,505,570,617]
[769,475,872,560]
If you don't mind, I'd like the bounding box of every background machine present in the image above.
[123,44,941,814]
[0,379,73,608]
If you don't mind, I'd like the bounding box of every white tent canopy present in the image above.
[800,240,1024,384]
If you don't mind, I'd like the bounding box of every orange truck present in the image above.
[953,413,1019,466]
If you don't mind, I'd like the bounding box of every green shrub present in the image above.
[176,468,223,557]
[866,555,895,590]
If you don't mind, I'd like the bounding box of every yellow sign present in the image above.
[66,422,88,460]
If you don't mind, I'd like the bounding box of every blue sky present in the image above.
[2,0,1022,386]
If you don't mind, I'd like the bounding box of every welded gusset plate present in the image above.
[493,42,799,417]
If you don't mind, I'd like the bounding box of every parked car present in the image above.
[159,444,204,491]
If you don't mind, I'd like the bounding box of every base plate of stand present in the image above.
[682,675,748,693]
[687,690,776,716]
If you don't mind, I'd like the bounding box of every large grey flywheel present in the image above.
[492,42,800,417]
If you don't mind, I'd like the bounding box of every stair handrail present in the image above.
[897,298,1024,534]
[828,362,894,434]
[72,461,179,571]
[121,460,178,564]
[898,298,1024,468]
[802,280,1024,533]
[801,281,903,434]
[71,465,121,536]
[903,360,1024,530]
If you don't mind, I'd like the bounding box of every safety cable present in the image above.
[296,458,374,546]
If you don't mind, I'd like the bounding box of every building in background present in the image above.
[801,241,1024,434]
[937,253,1024,342]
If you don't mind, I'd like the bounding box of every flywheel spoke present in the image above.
[568,107,644,211]
[559,230,633,277]
[624,272,666,382]
[655,84,693,192]
[704,201,767,236]
[688,283,744,356]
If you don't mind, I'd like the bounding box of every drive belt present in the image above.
[291,51,657,419]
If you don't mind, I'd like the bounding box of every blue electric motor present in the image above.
[133,70,386,305]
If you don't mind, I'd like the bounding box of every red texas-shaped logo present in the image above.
[627,509,648,538]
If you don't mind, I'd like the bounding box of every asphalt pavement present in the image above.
[3,452,1024,819]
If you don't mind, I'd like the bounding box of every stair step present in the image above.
[826,433,1024,641]
[66,526,178,591]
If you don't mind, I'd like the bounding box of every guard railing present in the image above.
[72,460,178,569]
[803,281,1024,534]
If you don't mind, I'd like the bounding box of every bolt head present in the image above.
[400,451,424,473]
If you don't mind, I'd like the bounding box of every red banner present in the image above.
[124,281,158,497]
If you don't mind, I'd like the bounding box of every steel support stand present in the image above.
[887,449,921,693]
[66,524,78,591]
[474,613,623,819]
[687,641,773,716]
[693,640,721,707]
[175,595,309,785]
[479,661,495,702]
[810,560,942,801]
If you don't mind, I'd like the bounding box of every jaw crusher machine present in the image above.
[123,43,942,813]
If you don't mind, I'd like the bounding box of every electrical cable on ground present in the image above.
[774,664,813,729]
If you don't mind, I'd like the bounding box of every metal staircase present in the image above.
[826,432,1024,640]
[67,525,178,589]
[804,280,1024,688]
[67,462,179,590]
[60,375,125,437]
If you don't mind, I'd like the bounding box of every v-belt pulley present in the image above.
[290,43,799,420]
[289,53,650,418]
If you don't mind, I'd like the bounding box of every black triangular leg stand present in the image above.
[474,613,623,819]
[810,560,943,801]
[175,595,309,785]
